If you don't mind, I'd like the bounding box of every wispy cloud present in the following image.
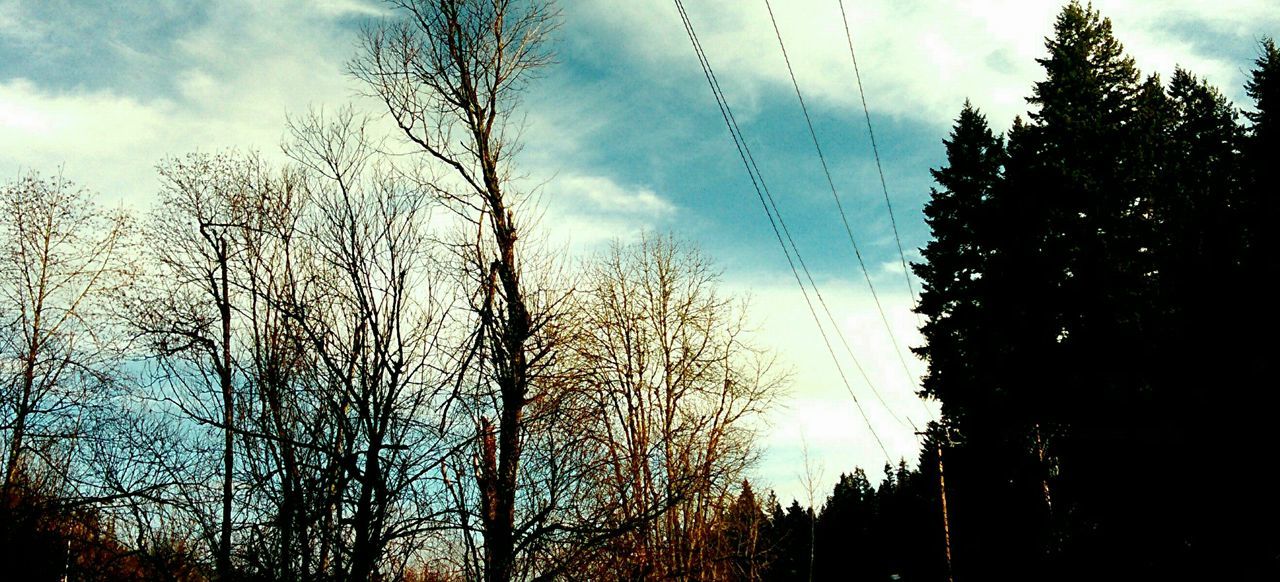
[572,0,1279,130]
[556,174,675,215]
[532,173,676,250]
[312,0,386,18]
[0,0,378,203]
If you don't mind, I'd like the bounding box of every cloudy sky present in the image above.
[3,0,1277,504]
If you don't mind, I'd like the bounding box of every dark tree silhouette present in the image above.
[912,3,1280,579]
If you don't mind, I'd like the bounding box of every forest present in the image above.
[1,1,1277,580]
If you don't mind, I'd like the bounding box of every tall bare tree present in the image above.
[282,107,456,580]
[0,172,132,496]
[573,234,785,580]
[135,152,270,579]
[351,2,560,580]
[220,160,322,580]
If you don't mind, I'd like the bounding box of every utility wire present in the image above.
[838,0,918,314]
[673,0,893,460]
[671,2,914,436]
[674,6,913,434]
[764,0,930,425]
[836,0,938,424]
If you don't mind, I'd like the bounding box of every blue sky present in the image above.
[3,0,1277,504]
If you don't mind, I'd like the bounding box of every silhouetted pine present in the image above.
[1244,38,1279,189]
[1140,67,1251,576]
[763,500,813,582]
[912,2,1280,578]
[1227,36,1280,578]
[912,101,1005,426]
[718,481,772,580]
[987,5,1177,576]
[813,470,874,581]
[912,101,1046,579]
[1242,38,1279,304]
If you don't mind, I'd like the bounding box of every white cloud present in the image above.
[0,0,380,206]
[556,174,675,215]
[0,79,182,205]
[0,80,56,132]
[879,260,906,275]
[312,0,385,18]
[576,0,1279,131]
[533,173,676,250]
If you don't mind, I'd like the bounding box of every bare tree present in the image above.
[220,159,325,580]
[798,434,822,582]
[283,107,456,580]
[572,234,785,580]
[130,125,459,579]
[0,173,198,576]
[134,152,273,579]
[350,2,561,580]
[0,172,132,497]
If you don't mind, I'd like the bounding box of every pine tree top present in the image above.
[1245,37,1279,132]
[1029,1,1140,130]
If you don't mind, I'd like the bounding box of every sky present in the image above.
[2,0,1278,505]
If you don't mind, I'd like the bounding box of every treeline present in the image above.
[723,3,1280,581]
[0,2,788,580]
[911,2,1279,580]
[712,463,945,581]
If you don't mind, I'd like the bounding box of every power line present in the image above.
[798,8,951,566]
[764,0,931,425]
[834,2,936,427]
[686,12,915,434]
[838,0,919,314]
[673,0,893,461]
[671,3,916,437]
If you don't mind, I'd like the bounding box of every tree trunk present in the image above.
[350,444,380,581]
[218,236,235,580]
[477,132,531,582]
[3,262,45,494]
[2,349,36,492]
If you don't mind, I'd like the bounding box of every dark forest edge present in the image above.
[2,1,1277,580]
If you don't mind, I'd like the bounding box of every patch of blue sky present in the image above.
[526,28,944,283]
[0,1,210,97]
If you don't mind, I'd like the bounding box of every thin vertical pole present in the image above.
[938,442,954,582]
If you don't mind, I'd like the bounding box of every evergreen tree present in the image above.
[988,9,1171,574]
[874,461,942,582]
[764,500,813,582]
[813,471,875,580]
[1142,68,1249,575]
[913,101,1005,427]
[1012,0,1152,429]
[913,100,1046,580]
[910,3,1278,578]
[720,481,771,580]
[1230,37,1280,577]
[1244,38,1279,155]
[1242,38,1279,302]
[916,2,1210,577]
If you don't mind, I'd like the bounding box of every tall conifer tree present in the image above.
[914,102,1005,425]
